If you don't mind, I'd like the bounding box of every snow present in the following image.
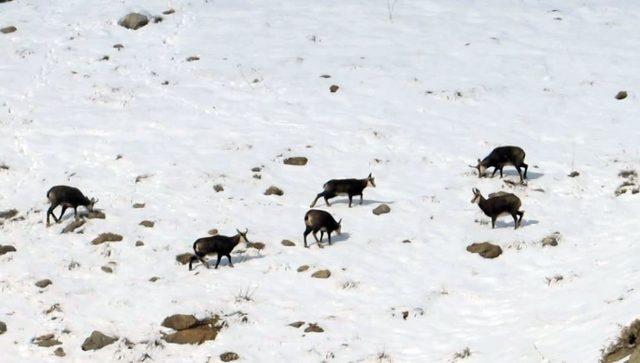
[1,0,640,362]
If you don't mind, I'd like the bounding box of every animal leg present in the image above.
[491,216,497,229]
[312,231,320,242]
[517,211,525,228]
[74,207,79,219]
[523,163,528,179]
[199,256,210,269]
[348,195,353,208]
[303,227,312,248]
[491,167,498,177]
[499,167,504,178]
[46,204,58,226]
[360,194,363,205]
[57,205,69,223]
[310,192,324,208]
[516,166,524,183]
[226,254,233,267]
[327,232,332,245]
[214,254,223,269]
[189,256,197,270]
[511,213,519,229]
[320,231,324,242]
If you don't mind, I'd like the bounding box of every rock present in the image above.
[135,174,152,183]
[35,279,52,288]
[81,331,117,351]
[132,203,145,208]
[281,239,296,247]
[220,352,240,362]
[542,232,561,247]
[34,334,62,347]
[139,220,155,228]
[87,210,106,219]
[0,245,17,255]
[311,269,331,279]
[568,171,580,178]
[253,174,261,179]
[466,242,502,259]
[615,91,628,100]
[162,314,198,331]
[251,167,261,172]
[54,347,65,357]
[402,239,411,243]
[163,9,175,15]
[118,13,149,30]
[602,319,640,363]
[113,43,124,51]
[91,233,123,245]
[135,240,144,247]
[62,219,85,234]
[1,26,16,34]
[213,184,224,192]
[101,266,113,273]
[163,326,218,345]
[619,170,637,179]
[208,229,219,236]
[320,74,331,78]
[289,321,305,328]
[176,253,194,265]
[0,321,6,334]
[329,85,340,93]
[186,56,200,62]
[304,323,324,333]
[0,209,18,219]
[373,204,391,215]
[283,157,308,166]
[68,261,80,270]
[264,186,283,196]
[149,276,160,282]
[297,265,309,272]
[152,16,163,23]
[247,242,265,250]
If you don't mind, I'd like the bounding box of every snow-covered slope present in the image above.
[1,0,640,362]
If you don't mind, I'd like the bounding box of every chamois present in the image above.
[310,173,376,208]
[189,229,249,270]
[303,209,342,248]
[473,146,528,183]
[471,188,524,229]
[46,185,98,226]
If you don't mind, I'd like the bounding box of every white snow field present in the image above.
[1,0,640,362]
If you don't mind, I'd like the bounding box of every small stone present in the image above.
[54,347,65,357]
[101,266,113,273]
[251,167,261,172]
[329,85,340,93]
[162,314,198,331]
[0,209,18,219]
[186,56,200,62]
[152,16,163,23]
[320,74,331,78]
[289,321,305,328]
[135,240,144,247]
[0,321,6,335]
[402,239,411,243]
[304,323,324,333]
[311,269,331,279]
[283,157,308,166]
[81,331,117,351]
[132,203,145,208]
[373,204,391,215]
[220,352,240,362]
[34,334,62,347]
[68,261,80,270]
[113,44,124,50]
[1,26,17,34]
[568,171,580,177]
[118,13,149,30]
[163,9,175,15]
[281,240,296,247]
[247,242,265,250]
[176,253,195,265]
[35,279,52,288]
[139,220,155,228]
[208,229,219,236]
[615,91,628,100]
[264,186,284,196]
[253,174,262,179]
[0,245,17,255]
[297,265,309,272]
[149,276,160,282]
[91,233,123,245]
[214,184,224,192]
[87,210,105,219]
[466,242,502,259]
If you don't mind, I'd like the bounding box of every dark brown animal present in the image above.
[473,146,528,183]
[310,173,376,208]
[189,229,249,270]
[471,188,524,229]
[46,185,97,226]
[303,209,342,248]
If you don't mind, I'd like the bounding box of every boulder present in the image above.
[81,331,117,351]
[118,13,149,30]
[162,314,198,331]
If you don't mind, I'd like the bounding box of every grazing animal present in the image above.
[46,185,97,226]
[473,146,528,183]
[471,188,524,229]
[189,229,250,270]
[303,209,342,248]
[310,173,376,208]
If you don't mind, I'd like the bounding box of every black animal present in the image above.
[310,173,376,208]
[46,185,97,226]
[189,229,249,270]
[303,209,342,248]
[471,188,524,229]
[473,146,528,183]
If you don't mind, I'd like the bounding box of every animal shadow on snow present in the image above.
[195,253,265,270]
[497,169,544,180]
[327,199,394,207]
[494,219,539,229]
[307,232,351,248]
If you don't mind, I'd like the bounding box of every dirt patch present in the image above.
[466,242,502,259]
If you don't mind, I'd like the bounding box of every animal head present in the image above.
[336,218,342,235]
[367,173,376,188]
[475,159,487,178]
[470,188,482,204]
[88,197,98,211]
[236,228,250,244]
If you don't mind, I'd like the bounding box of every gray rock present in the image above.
[616,91,628,100]
[101,266,113,273]
[0,245,16,255]
[118,13,149,30]
[54,347,65,357]
[311,269,331,279]
[135,240,144,247]
[289,321,305,328]
[281,239,296,247]
[373,204,391,215]
[0,209,18,219]
[81,331,117,351]
[62,219,85,234]
[329,85,340,93]
[139,220,155,228]
[132,203,145,208]
[1,26,16,34]
[297,265,309,272]
[35,279,52,288]
[34,334,62,347]
[542,232,561,247]
[264,186,284,196]
[176,253,194,265]
[304,323,324,333]
[213,184,224,192]
[0,321,6,335]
